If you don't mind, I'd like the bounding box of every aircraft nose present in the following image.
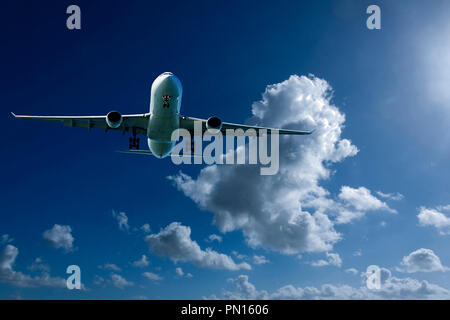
[161,73,181,90]
[164,74,176,83]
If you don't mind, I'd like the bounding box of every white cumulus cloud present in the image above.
[418,206,450,235]
[398,248,448,273]
[338,186,397,214]
[216,270,450,300]
[145,222,251,271]
[0,244,65,288]
[175,267,193,278]
[42,224,74,252]
[169,75,362,255]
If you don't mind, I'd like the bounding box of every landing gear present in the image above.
[129,128,140,150]
[162,94,171,108]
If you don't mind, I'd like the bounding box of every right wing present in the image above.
[179,116,313,136]
[11,112,149,136]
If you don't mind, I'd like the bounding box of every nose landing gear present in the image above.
[129,127,140,150]
[162,94,171,108]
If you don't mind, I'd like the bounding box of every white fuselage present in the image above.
[147,72,183,158]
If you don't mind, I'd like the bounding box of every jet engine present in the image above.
[106,111,123,129]
[206,116,222,134]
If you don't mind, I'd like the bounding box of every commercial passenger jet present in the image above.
[12,72,312,158]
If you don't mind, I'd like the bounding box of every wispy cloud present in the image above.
[111,274,133,289]
[132,255,149,268]
[141,224,151,233]
[112,211,130,232]
[142,272,163,281]
[376,191,404,201]
[205,234,222,243]
[0,234,13,245]
[310,252,342,268]
[253,255,269,265]
[28,258,50,273]
[98,263,121,272]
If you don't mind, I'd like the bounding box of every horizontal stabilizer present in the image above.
[116,149,203,157]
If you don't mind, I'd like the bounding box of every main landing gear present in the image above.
[129,127,140,150]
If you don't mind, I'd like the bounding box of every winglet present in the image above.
[11,112,17,118]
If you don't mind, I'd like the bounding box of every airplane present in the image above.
[12,72,312,158]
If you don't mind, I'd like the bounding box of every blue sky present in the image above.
[2,0,450,299]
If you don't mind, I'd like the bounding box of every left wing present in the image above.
[11,112,149,136]
[179,116,313,135]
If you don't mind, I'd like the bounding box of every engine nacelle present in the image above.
[206,116,222,134]
[106,111,123,128]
